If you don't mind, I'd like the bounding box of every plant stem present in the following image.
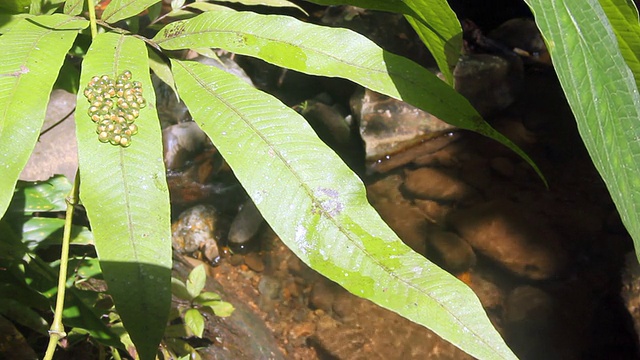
[43,173,80,360]
[87,0,98,39]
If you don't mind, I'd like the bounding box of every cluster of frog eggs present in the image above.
[83,70,146,147]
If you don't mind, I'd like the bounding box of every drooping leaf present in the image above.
[597,0,640,85]
[171,59,517,360]
[305,0,461,84]
[75,32,171,360]
[525,0,640,261]
[153,10,544,183]
[20,217,93,249]
[148,48,179,99]
[0,14,87,219]
[101,0,161,23]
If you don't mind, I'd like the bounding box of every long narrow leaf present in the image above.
[101,0,161,23]
[153,10,544,183]
[306,0,461,84]
[525,0,640,259]
[0,14,87,219]
[171,59,517,360]
[75,32,171,360]
[598,0,640,85]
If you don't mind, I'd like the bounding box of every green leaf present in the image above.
[0,298,49,334]
[0,14,87,220]
[63,0,83,16]
[0,0,31,13]
[204,300,234,317]
[184,308,205,338]
[193,291,221,303]
[212,0,307,15]
[0,14,32,34]
[524,0,640,261]
[153,10,544,184]
[305,0,461,84]
[597,0,640,85]
[101,0,161,23]
[20,217,93,249]
[9,175,71,214]
[148,48,179,99]
[171,59,516,359]
[171,277,192,301]
[186,264,206,299]
[75,32,171,360]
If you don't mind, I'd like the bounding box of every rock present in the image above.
[367,175,429,254]
[448,200,567,280]
[351,88,456,163]
[467,271,504,311]
[309,281,338,313]
[228,198,264,246]
[163,122,209,170]
[425,229,476,273]
[403,167,475,202]
[459,156,492,190]
[489,18,551,67]
[20,89,78,182]
[244,252,265,272]
[414,199,452,225]
[453,53,523,116]
[172,205,221,264]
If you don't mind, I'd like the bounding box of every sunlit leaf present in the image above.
[598,0,640,85]
[184,308,204,337]
[63,0,83,15]
[186,264,206,299]
[75,32,171,360]
[101,0,161,23]
[154,10,544,183]
[171,59,517,359]
[0,15,87,219]
[525,0,640,261]
[212,0,307,15]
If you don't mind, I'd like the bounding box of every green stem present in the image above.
[43,173,80,360]
[87,0,98,39]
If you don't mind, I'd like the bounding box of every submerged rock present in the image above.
[448,199,567,280]
[172,205,222,264]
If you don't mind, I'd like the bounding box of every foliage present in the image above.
[1,0,639,360]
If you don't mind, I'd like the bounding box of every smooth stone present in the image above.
[425,229,476,273]
[414,199,452,225]
[403,167,475,202]
[244,252,265,272]
[228,198,264,245]
[448,199,567,280]
[372,200,428,255]
[467,272,504,311]
[351,88,456,162]
[163,122,209,170]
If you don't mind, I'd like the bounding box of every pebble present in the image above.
[448,199,567,280]
[413,199,452,225]
[244,252,265,272]
[403,167,474,202]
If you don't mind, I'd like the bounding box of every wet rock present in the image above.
[310,293,473,359]
[244,252,265,272]
[467,271,504,311]
[300,98,352,146]
[622,252,640,344]
[351,88,456,163]
[163,122,209,170]
[228,199,264,247]
[309,281,339,313]
[403,167,475,202]
[172,205,221,264]
[414,199,452,225]
[448,200,567,280]
[459,156,492,190]
[20,89,78,181]
[367,174,430,254]
[425,229,476,273]
[453,53,523,116]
